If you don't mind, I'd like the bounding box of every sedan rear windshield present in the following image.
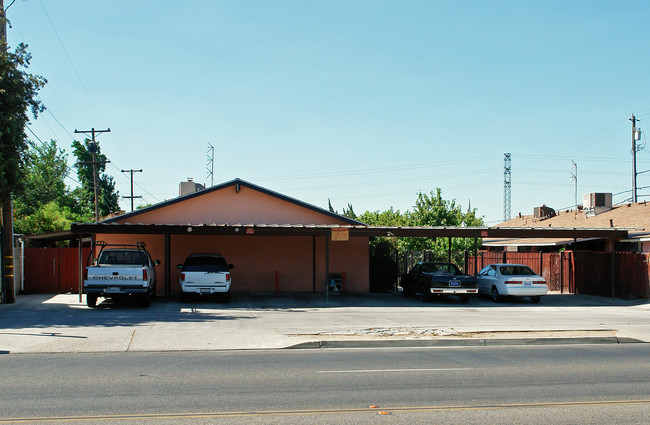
[421,263,461,275]
[500,265,536,276]
[183,256,229,272]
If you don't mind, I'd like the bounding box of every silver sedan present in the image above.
[477,263,547,303]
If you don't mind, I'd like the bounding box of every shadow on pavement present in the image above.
[0,292,646,331]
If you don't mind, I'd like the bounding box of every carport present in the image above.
[69,223,629,300]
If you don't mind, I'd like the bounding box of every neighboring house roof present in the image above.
[484,202,650,247]
[101,178,365,226]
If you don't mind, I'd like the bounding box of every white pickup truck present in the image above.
[84,242,160,308]
[178,253,234,302]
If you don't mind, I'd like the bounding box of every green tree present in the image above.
[13,140,92,234]
[72,140,119,218]
[404,189,484,264]
[0,42,46,202]
[14,201,87,235]
[357,190,484,268]
[327,199,358,220]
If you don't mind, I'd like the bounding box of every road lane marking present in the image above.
[2,400,649,423]
[318,367,473,373]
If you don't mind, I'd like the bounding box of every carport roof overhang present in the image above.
[68,223,631,240]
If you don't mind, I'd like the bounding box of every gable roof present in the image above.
[101,178,364,226]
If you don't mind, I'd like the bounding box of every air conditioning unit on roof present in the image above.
[583,193,612,209]
[583,192,612,216]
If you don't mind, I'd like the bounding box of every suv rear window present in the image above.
[183,256,229,272]
[98,250,148,266]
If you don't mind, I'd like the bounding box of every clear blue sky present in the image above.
[7,1,650,224]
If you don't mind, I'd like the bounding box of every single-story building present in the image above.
[75,178,370,295]
[14,183,634,299]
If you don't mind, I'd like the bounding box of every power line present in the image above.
[38,0,109,128]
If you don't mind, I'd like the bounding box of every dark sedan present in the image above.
[401,262,478,302]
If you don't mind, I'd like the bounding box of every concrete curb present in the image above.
[286,336,645,349]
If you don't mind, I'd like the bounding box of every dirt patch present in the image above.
[299,328,618,340]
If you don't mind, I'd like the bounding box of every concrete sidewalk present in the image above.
[0,293,648,353]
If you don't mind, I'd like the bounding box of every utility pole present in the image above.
[0,0,15,304]
[121,169,143,211]
[630,114,642,203]
[74,128,111,222]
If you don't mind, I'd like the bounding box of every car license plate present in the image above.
[524,282,532,286]
[106,287,121,293]
[200,289,211,294]
[449,280,460,287]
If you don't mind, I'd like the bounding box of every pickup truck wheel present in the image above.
[86,294,98,308]
[491,287,501,303]
[222,293,230,303]
[141,292,151,307]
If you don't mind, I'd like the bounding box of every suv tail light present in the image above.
[181,273,185,281]
[143,269,148,281]
[226,273,230,282]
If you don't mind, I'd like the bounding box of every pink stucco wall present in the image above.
[114,184,345,226]
[96,182,370,294]
[94,233,369,294]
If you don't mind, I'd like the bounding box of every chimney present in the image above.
[179,178,205,197]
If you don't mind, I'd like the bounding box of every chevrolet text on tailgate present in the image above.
[84,242,160,308]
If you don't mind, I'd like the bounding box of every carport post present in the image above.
[312,236,316,294]
[325,236,329,302]
[473,238,478,276]
[447,238,452,263]
[165,232,171,300]
[78,235,83,303]
[611,237,616,300]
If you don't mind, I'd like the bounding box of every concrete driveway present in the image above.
[0,292,648,353]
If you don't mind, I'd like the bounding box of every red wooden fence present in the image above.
[23,247,90,294]
[466,251,574,293]
[574,251,649,299]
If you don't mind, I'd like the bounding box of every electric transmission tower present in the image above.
[570,160,578,209]
[504,153,511,221]
[206,142,214,187]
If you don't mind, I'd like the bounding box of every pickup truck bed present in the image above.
[84,244,159,307]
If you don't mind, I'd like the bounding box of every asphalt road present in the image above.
[1,344,649,424]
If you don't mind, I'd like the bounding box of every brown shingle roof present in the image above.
[485,202,650,246]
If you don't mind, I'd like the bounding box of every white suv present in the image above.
[178,253,234,302]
